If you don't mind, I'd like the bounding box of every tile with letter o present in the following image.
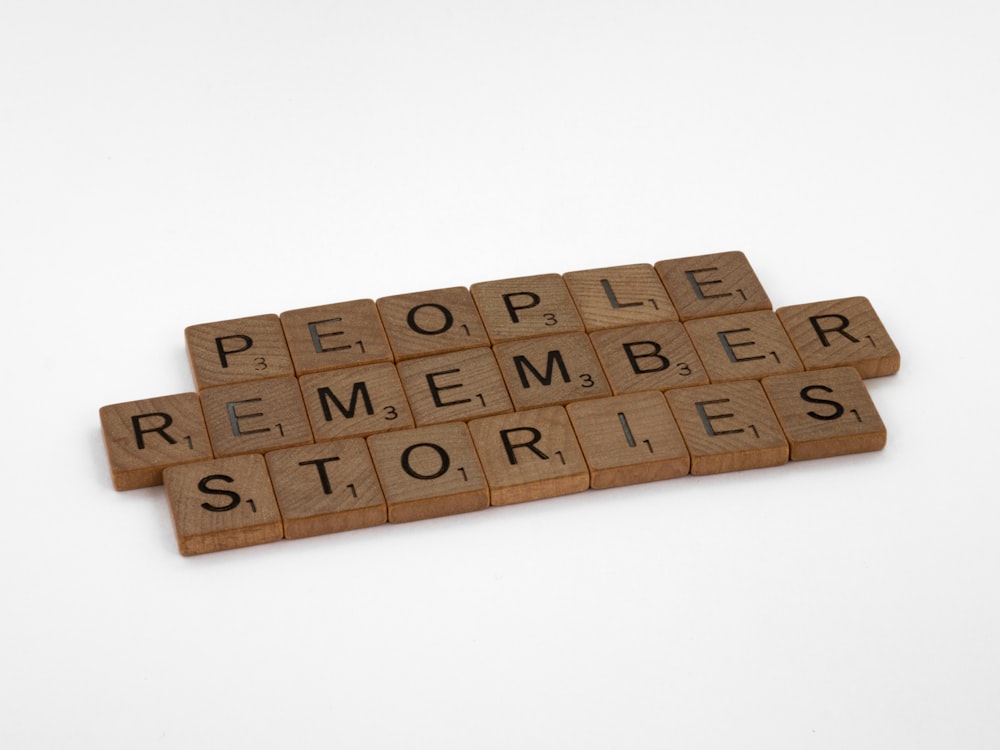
[376,286,490,360]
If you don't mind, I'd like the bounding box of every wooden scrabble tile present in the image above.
[776,296,900,378]
[760,367,887,460]
[396,348,514,426]
[199,376,313,457]
[186,314,295,389]
[665,380,788,475]
[590,321,710,394]
[100,393,214,490]
[565,392,690,489]
[164,454,283,556]
[562,263,678,331]
[492,332,611,410]
[468,406,590,506]
[367,422,490,523]
[279,299,393,375]
[685,310,804,383]
[376,287,490,360]
[299,362,414,440]
[470,273,584,343]
[265,439,387,539]
[654,251,772,320]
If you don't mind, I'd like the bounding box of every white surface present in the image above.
[3,2,998,748]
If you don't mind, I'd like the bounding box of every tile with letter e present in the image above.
[376,287,490,361]
[265,439,387,539]
[470,273,584,344]
[665,380,788,475]
[397,348,513,426]
[367,422,490,523]
[655,251,772,321]
[186,314,295,389]
[468,406,589,506]
[685,310,804,383]
[590,321,710,394]
[280,299,393,375]
[761,367,887,460]
[566,392,690,489]
[100,392,214,490]
[562,263,678,331]
[200,376,313,457]
[164,454,283,556]
[493,332,612,410]
[776,296,900,378]
[299,362,414,440]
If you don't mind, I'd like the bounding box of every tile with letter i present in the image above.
[376,287,490,360]
[164,454,284,556]
[279,299,393,376]
[396,348,513,426]
[562,263,678,331]
[590,321,710,394]
[685,310,804,383]
[470,273,585,343]
[760,367,887,460]
[185,314,296,389]
[299,362,414,440]
[655,251,772,321]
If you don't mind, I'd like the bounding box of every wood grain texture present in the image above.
[655,251,772,321]
[299,362,414,440]
[376,286,490,360]
[563,263,678,331]
[470,273,584,344]
[185,314,295,389]
[685,310,804,383]
[279,299,393,375]
[590,321,710,394]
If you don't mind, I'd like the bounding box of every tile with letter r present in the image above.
[776,296,900,378]
[376,286,490,361]
[665,380,788,475]
[470,273,585,344]
[760,367,887,460]
[265,439,387,539]
[566,391,690,489]
[468,406,590,506]
[590,321,710,395]
[279,299,393,376]
[655,251,772,321]
[367,422,490,523]
[100,392,214,490]
[685,310,804,383]
[562,263,678,331]
[164,453,284,556]
[299,362,414,440]
[185,314,295,389]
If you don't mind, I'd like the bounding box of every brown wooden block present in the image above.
[776,296,900,378]
[299,363,414,440]
[760,367,887,460]
[185,314,295,389]
[493,332,612,410]
[397,348,513,426]
[590,321,710,394]
[265,439,387,539]
[665,380,788,475]
[685,310,804,383]
[562,263,678,331]
[470,273,584,343]
[199,376,313,457]
[565,392,690,489]
[654,251,771,320]
[376,287,490,360]
[367,422,490,523]
[164,454,284,556]
[468,406,590,506]
[99,393,214,490]
[279,299,393,375]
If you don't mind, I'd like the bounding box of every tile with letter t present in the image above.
[665,380,788,475]
[685,310,804,383]
[279,299,393,376]
[100,392,214,490]
[761,367,887,460]
[397,347,513,426]
[265,439,387,539]
[590,321,710,395]
[470,273,585,344]
[562,263,678,331]
[299,362,414,440]
[655,251,772,321]
[164,454,284,556]
[186,314,295,389]
[376,286,490,361]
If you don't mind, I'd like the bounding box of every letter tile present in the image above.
[280,299,393,375]
[376,287,490,360]
[185,314,295,389]
[655,251,771,321]
[563,263,678,330]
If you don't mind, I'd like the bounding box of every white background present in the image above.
[3,2,998,748]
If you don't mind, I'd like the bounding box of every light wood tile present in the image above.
[685,310,804,383]
[590,321,710,394]
[280,299,393,375]
[563,263,678,331]
[299,362,414,440]
[655,251,771,321]
[186,314,295,389]
[470,273,584,343]
[397,348,513,426]
[376,286,490,360]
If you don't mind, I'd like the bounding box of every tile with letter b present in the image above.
[566,392,690,489]
[761,367,887,460]
[376,287,490,360]
[186,314,295,389]
[299,362,414,440]
[655,251,772,321]
[164,454,283,556]
[468,406,590,506]
[776,296,900,378]
[590,321,710,394]
[100,393,214,490]
[367,422,490,523]
[562,263,678,331]
[665,380,788,475]
[265,439,387,539]
[397,348,513,426]
[685,310,804,383]
[280,299,393,375]
[470,273,584,344]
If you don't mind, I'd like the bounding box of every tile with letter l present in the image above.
[566,392,690,489]
[265,439,387,539]
[776,296,900,378]
[200,376,313,457]
[186,314,295,389]
[685,310,804,383]
[665,380,788,475]
[562,263,678,331]
[164,454,284,556]
[299,362,414,440]
[760,367,887,460]
[280,299,393,376]
[470,273,585,344]
[397,347,513,426]
[468,406,590,506]
[100,392,214,490]
[590,321,710,394]
[655,251,772,321]
[376,286,490,361]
